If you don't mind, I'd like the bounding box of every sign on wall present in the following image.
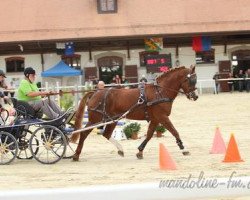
[145,54,172,73]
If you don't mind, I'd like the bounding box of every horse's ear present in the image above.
[190,65,196,73]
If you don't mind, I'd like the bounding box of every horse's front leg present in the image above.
[136,121,157,159]
[161,117,190,156]
[102,123,124,157]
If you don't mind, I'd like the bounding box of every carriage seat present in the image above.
[10,98,43,119]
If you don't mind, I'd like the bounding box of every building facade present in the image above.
[1,0,250,91]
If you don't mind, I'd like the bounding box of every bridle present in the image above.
[180,72,197,99]
[158,72,198,100]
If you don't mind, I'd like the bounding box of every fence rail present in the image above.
[3,78,249,108]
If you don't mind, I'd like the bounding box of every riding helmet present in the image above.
[24,67,36,77]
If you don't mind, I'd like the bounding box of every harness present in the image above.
[89,82,173,123]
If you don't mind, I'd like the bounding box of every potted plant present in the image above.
[155,124,166,137]
[123,122,141,140]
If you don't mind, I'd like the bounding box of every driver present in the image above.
[17,67,64,119]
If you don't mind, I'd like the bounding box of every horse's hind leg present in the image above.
[161,117,190,156]
[102,123,124,157]
[73,123,93,161]
[136,121,157,159]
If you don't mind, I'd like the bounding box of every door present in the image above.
[98,56,123,84]
[85,67,97,82]
[125,65,138,83]
[218,60,231,92]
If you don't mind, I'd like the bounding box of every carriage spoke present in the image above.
[5,142,15,148]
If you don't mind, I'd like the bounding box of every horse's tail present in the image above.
[71,91,95,143]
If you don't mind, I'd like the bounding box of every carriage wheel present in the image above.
[29,125,67,164]
[17,129,39,160]
[0,131,18,165]
[63,135,78,159]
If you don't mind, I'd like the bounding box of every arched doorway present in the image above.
[98,56,123,83]
[231,50,250,75]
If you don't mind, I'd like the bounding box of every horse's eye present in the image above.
[187,74,191,78]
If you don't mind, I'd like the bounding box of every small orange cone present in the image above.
[159,143,177,170]
[223,134,244,163]
[210,127,226,154]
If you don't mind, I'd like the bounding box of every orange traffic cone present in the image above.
[210,127,226,154]
[159,143,177,170]
[223,134,244,163]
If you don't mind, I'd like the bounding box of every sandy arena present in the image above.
[1,92,250,199]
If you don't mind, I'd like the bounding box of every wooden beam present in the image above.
[88,42,92,61]
[175,44,179,59]
[127,41,130,59]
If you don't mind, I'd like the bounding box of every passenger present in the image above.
[0,71,16,125]
[17,67,64,119]
[0,70,8,100]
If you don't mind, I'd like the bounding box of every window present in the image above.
[195,49,215,64]
[61,54,81,70]
[5,57,25,73]
[97,0,117,13]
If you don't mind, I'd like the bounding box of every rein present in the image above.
[45,89,97,96]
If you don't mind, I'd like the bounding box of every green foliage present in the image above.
[155,124,166,133]
[123,122,141,139]
[60,93,74,111]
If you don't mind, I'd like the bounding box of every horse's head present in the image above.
[180,65,198,101]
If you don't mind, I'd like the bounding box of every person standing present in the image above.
[17,67,64,119]
[213,72,220,94]
[236,70,244,92]
[115,74,121,84]
[227,73,234,93]
[245,69,250,92]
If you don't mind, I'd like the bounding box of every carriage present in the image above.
[1,66,198,164]
[0,98,76,165]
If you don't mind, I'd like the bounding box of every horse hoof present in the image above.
[136,153,143,159]
[182,151,190,156]
[72,155,79,161]
[118,150,124,157]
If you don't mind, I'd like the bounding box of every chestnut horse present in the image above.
[72,66,198,161]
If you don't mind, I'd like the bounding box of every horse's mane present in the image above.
[156,66,186,82]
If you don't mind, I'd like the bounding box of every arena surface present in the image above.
[1,93,250,199]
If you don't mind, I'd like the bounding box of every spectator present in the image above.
[121,75,129,84]
[213,72,220,94]
[245,69,250,92]
[17,67,64,119]
[227,73,234,93]
[122,75,130,89]
[140,74,147,83]
[115,74,121,84]
[236,70,244,92]
[96,80,105,134]
[97,80,105,89]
